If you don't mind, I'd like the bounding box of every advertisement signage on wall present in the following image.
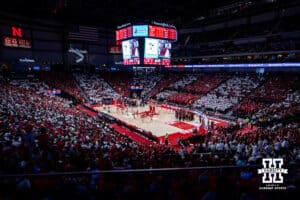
[2,26,32,49]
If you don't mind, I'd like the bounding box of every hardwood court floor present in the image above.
[94,105,199,137]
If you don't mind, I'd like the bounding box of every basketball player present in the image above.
[165,133,169,146]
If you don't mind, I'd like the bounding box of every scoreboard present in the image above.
[116,26,132,41]
[148,25,177,40]
[116,23,176,66]
[116,24,177,42]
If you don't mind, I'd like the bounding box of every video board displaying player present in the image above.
[158,40,171,58]
[144,38,171,65]
[122,39,140,65]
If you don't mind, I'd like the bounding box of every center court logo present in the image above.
[258,158,288,190]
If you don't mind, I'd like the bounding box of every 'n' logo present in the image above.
[11,27,23,37]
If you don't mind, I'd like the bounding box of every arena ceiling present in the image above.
[0,0,234,28]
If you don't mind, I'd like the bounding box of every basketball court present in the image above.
[94,104,230,138]
[94,104,193,136]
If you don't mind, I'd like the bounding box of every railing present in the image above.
[0,164,298,199]
[2,163,299,178]
[0,165,255,178]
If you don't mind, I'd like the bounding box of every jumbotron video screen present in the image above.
[144,38,171,65]
[122,39,140,65]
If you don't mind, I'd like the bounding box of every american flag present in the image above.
[68,26,99,42]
